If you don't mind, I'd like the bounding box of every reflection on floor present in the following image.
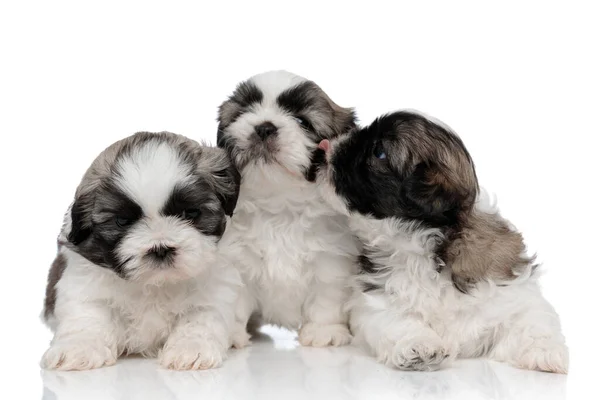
[42,326,567,400]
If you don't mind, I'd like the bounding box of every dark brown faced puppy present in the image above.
[321,111,530,291]
[316,111,567,373]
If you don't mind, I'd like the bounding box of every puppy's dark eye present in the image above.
[115,216,132,227]
[373,141,387,160]
[294,116,309,127]
[181,208,201,220]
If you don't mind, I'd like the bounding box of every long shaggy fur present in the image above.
[317,111,568,373]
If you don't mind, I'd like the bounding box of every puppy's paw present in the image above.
[41,340,117,370]
[381,338,453,371]
[231,325,251,349]
[298,323,352,347]
[514,340,569,374]
[160,338,225,370]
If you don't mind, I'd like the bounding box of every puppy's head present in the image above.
[320,112,535,291]
[319,111,478,228]
[65,132,240,285]
[217,70,356,180]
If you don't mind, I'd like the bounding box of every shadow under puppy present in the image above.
[41,132,241,370]
[316,111,568,373]
[216,70,359,347]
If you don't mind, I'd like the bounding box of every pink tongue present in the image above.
[318,139,330,152]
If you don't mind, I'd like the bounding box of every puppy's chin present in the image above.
[125,259,211,286]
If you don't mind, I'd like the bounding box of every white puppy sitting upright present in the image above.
[216,71,359,347]
[42,132,241,370]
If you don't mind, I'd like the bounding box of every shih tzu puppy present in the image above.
[41,132,241,370]
[216,70,359,347]
[316,111,568,373]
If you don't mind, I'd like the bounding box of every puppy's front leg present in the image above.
[160,307,230,370]
[352,301,454,371]
[299,253,353,347]
[41,302,119,371]
[231,284,256,349]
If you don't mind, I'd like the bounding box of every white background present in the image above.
[0,1,598,399]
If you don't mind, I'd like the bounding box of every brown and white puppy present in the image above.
[41,132,241,370]
[317,111,568,373]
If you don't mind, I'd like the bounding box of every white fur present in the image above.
[225,72,316,178]
[115,141,194,212]
[218,71,359,347]
[42,246,240,371]
[42,139,241,370]
[342,198,568,373]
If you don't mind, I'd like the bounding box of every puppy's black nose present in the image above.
[148,245,176,260]
[255,122,277,139]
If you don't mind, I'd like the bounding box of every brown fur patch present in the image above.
[44,248,67,319]
[443,209,534,293]
[317,86,356,138]
[387,114,532,290]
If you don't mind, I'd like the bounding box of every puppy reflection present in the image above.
[41,132,241,371]
[345,356,567,400]
[42,338,566,400]
[317,111,568,373]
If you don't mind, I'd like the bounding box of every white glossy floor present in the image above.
[41,326,567,400]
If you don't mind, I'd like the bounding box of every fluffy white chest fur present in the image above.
[218,166,358,346]
[49,247,240,359]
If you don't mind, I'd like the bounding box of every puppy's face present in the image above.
[217,70,355,180]
[319,111,478,228]
[66,133,239,285]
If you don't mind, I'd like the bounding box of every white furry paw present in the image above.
[160,338,225,370]
[514,340,569,374]
[381,339,452,371]
[298,323,352,347]
[231,325,251,349]
[41,340,117,371]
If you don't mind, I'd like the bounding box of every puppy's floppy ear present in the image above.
[332,104,357,136]
[399,162,471,227]
[216,103,229,148]
[216,121,226,148]
[67,191,94,245]
[324,94,357,137]
[216,100,241,155]
[444,209,536,293]
[217,81,257,147]
[201,145,240,217]
[214,163,240,217]
[216,120,234,151]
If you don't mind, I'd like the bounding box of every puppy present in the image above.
[216,70,359,347]
[41,132,241,370]
[316,111,568,373]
